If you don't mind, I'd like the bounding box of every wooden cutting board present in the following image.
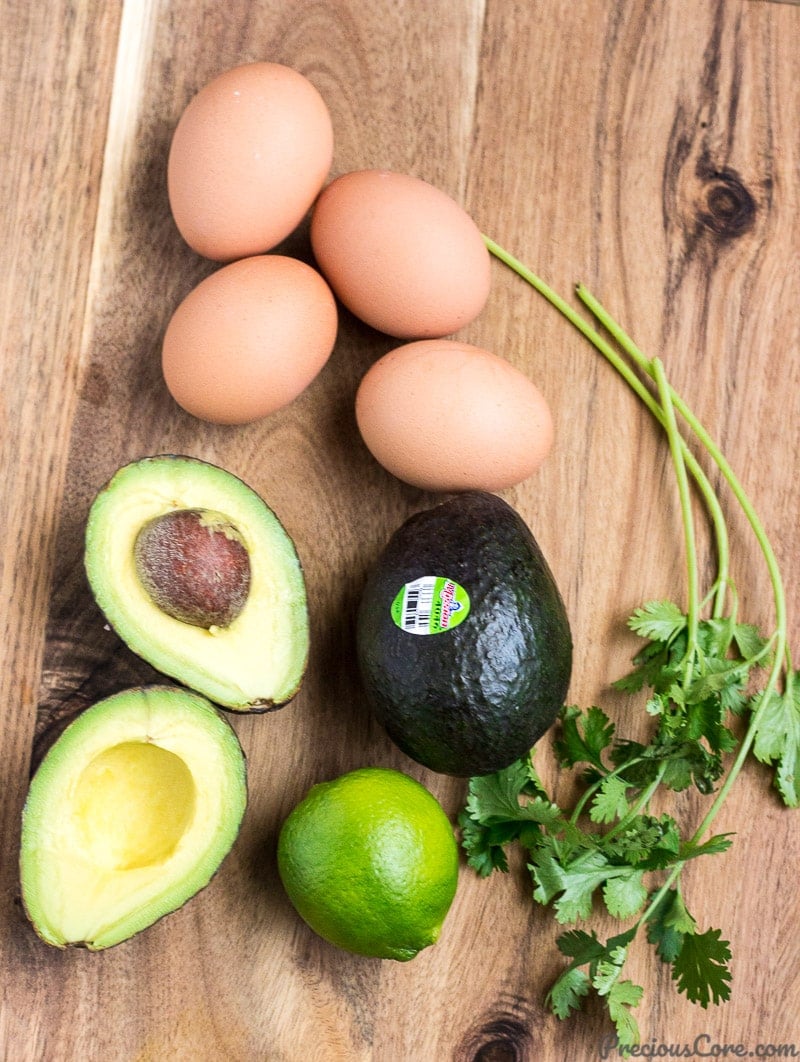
[3,1,799,1058]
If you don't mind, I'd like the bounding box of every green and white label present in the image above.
[391,576,470,635]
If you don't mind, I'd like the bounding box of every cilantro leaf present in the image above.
[530,845,636,924]
[608,734,723,795]
[679,833,734,861]
[720,679,753,716]
[697,615,735,657]
[602,869,647,919]
[546,967,591,1020]
[549,927,639,1036]
[752,674,800,807]
[658,739,724,794]
[732,622,771,663]
[614,601,690,699]
[591,945,628,996]
[645,887,696,964]
[458,756,566,875]
[589,775,630,824]
[587,936,643,1046]
[555,705,614,771]
[555,928,606,963]
[458,812,513,876]
[603,814,680,869]
[528,840,568,907]
[606,980,644,1046]
[628,600,687,642]
[685,695,738,754]
[672,928,732,1007]
[613,638,677,694]
[462,756,544,823]
[685,662,745,706]
[647,916,684,966]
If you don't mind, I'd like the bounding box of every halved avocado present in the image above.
[19,685,247,950]
[84,455,308,711]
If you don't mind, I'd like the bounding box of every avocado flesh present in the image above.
[356,491,573,776]
[19,686,247,950]
[84,456,309,711]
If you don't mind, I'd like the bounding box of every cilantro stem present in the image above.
[477,235,794,1038]
[482,236,786,700]
[481,237,731,618]
[690,646,785,845]
[571,284,790,828]
[568,756,646,826]
[484,234,790,827]
[651,358,700,680]
[635,862,684,934]
[575,285,741,626]
[603,761,667,843]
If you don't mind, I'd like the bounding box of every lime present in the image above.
[277,767,459,961]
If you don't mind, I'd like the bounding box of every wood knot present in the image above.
[457,1014,533,1062]
[696,165,756,239]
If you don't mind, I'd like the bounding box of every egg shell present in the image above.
[310,170,491,339]
[167,62,334,262]
[162,255,338,425]
[355,340,554,492]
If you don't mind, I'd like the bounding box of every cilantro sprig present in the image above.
[459,239,799,1047]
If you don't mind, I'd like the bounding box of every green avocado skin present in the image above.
[356,492,573,777]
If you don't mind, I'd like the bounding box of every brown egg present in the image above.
[167,62,334,262]
[310,170,491,339]
[355,340,553,492]
[162,255,338,425]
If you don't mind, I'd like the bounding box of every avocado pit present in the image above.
[134,508,251,628]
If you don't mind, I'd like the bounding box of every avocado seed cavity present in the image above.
[134,509,251,629]
[74,741,197,871]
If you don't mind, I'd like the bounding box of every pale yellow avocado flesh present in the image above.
[84,456,309,710]
[20,687,247,950]
[73,742,196,871]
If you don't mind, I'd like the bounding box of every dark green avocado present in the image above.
[356,491,572,776]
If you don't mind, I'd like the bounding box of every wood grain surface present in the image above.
[2,1,799,1059]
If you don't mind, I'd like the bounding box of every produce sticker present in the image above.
[391,576,470,635]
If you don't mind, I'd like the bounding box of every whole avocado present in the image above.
[356,491,572,776]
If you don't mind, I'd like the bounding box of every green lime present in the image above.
[277,767,459,961]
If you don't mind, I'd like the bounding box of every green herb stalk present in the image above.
[458,238,798,1048]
